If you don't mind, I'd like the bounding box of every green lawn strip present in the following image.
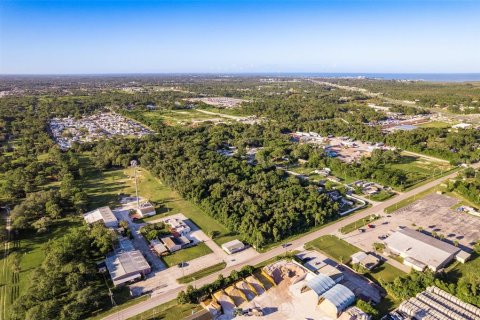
[384,186,438,214]
[177,262,226,284]
[88,291,149,320]
[162,242,212,268]
[339,214,379,234]
[126,299,201,320]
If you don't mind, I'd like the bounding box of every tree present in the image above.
[355,300,379,317]
[45,200,62,219]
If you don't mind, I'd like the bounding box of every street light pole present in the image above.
[130,160,140,210]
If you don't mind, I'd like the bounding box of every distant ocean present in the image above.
[263,73,480,82]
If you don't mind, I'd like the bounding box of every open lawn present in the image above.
[135,108,235,126]
[162,242,212,267]
[127,299,201,320]
[390,153,452,189]
[177,262,226,284]
[368,262,406,284]
[305,235,360,263]
[80,154,236,245]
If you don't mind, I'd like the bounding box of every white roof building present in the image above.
[83,206,118,228]
[384,228,470,271]
[105,250,151,287]
[221,239,245,254]
[386,286,480,320]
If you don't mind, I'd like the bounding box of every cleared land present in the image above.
[136,109,236,126]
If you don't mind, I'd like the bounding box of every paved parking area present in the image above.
[341,194,480,255]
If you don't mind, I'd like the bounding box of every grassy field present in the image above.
[339,214,379,234]
[0,217,83,319]
[390,153,452,189]
[127,299,201,320]
[162,242,212,267]
[305,235,360,263]
[136,109,235,126]
[80,154,236,245]
[177,262,226,284]
[417,121,452,129]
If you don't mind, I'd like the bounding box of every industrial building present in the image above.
[384,286,480,320]
[83,206,118,228]
[221,239,246,254]
[105,249,151,287]
[292,273,357,318]
[384,228,470,271]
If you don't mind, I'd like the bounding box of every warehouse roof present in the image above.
[384,228,460,270]
[386,286,480,320]
[306,273,336,296]
[83,206,117,226]
[320,284,356,311]
[105,250,150,286]
[221,239,245,251]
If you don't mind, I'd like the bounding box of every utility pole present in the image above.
[130,160,140,210]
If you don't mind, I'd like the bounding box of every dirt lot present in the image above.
[341,194,480,254]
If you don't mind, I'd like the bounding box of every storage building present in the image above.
[83,206,118,228]
[105,250,151,287]
[221,240,246,254]
[384,228,470,272]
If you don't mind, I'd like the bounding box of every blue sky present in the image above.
[0,0,479,74]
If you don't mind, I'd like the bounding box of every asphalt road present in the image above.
[103,166,470,320]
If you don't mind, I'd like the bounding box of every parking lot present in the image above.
[341,194,480,255]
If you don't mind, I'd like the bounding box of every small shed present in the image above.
[221,240,246,254]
